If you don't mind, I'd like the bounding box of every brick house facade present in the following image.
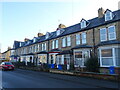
[11,8,120,74]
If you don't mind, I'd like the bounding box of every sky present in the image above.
[0,0,120,52]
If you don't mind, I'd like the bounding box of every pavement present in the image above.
[1,69,120,89]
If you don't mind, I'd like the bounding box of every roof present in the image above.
[97,40,120,47]
[72,45,93,49]
[14,9,120,49]
[21,53,34,56]
[37,51,48,54]
[57,50,72,55]
[9,55,19,57]
[49,49,61,52]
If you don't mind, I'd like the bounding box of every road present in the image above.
[0,69,119,89]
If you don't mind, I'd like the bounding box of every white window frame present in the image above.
[44,43,46,51]
[20,42,22,47]
[42,43,44,51]
[33,38,36,43]
[67,36,71,46]
[62,37,66,47]
[100,28,107,42]
[46,32,49,39]
[82,32,87,44]
[99,47,116,67]
[81,20,86,29]
[55,40,58,48]
[42,43,46,51]
[74,49,90,67]
[52,40,55,49]
[105,11,113,21]
[56,30,60,36]
[76,34,80,45]
[108,26,116,40]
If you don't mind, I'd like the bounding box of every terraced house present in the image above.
[11,8,120,74]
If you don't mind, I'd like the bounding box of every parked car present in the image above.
[0,62,15,71]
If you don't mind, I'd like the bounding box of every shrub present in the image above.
[85,57,99,72]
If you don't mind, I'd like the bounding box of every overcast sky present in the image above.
[0,0,120,52]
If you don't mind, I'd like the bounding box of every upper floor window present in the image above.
[108,26,116,40]
[52,40,55,49]
[55,40,58,48]
[82,32,87,44]
[44,43,46,50]
[62,37,66,47]
[76,34,80,45]
[52,40,58,49]
[105,10,113,21]
[67,36,71,46]
[100,25,116,42]
[42,43,46,51]
[100,28,107,42]
[80,19,87,29]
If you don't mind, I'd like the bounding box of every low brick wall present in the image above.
[17,67,119,82]
[50,69,119,82]
[100,67,120,74]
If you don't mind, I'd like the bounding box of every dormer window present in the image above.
[27,41,30,45]
[80,19,87,29]
[56,29,60,36]
[20,42,22,47]
[56,29,65,36]
[46,32,50,39]
[105,10,113,21]
[33,37,36,43]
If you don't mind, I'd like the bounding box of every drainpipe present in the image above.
[93,28,96,57]
[47,40,49,64]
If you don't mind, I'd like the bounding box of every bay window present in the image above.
[101,49,113,66]
[99,47,119,67]
[74,50,90,67]
[115,48,120,66]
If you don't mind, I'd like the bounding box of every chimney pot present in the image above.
[98,7,105,18]
[37,33,44,37]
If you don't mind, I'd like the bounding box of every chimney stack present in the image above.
[37,33,44,37]
[24,38,29,42]
[98,7,105,18]
[8,47,11,50]
[58,24,66,29]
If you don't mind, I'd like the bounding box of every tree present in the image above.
[85,57,99,72]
